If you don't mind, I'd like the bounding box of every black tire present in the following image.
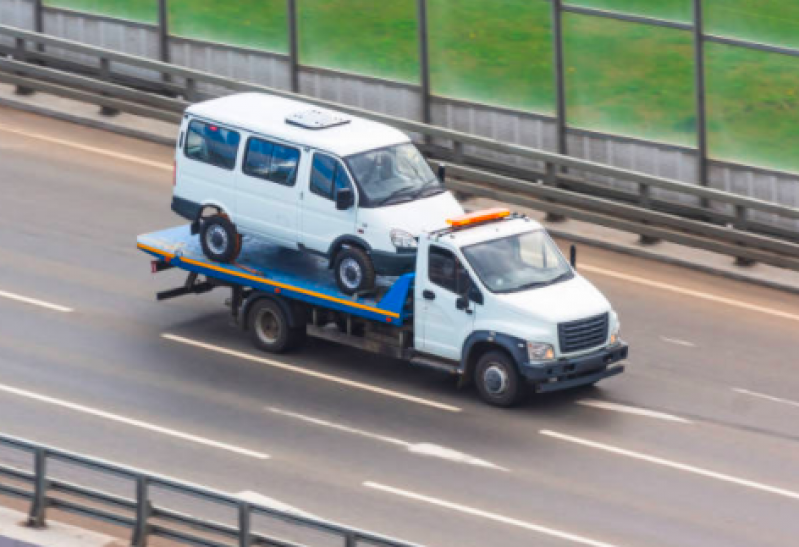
[248,299,304,353]
[474,350,526,407]
[200,215,240,263]
[333,246,376,295]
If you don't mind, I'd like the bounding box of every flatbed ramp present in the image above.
[137,226,413,325]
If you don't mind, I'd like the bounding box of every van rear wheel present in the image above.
[475,351,526,407]
[334,247,376,295]
[200,215,240,263]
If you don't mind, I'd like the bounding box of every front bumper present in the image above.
[520,342,629,393]
[370,249,417,276]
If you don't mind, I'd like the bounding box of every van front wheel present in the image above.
[334,247,376,295]
[200,215,240,263]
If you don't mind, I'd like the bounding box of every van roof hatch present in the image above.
[286,109,351,130]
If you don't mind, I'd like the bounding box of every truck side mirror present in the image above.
[570,244,577,269]
[468,285,483,305]
[336,188,354,210]
[437,163,446,183]
[456,296,468,310]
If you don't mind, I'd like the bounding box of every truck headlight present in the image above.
[609,321,621,346]
[527,341,554,362]
[390,229,417,249]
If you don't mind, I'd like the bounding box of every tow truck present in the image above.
[138,208,628,407]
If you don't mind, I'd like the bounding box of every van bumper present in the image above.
[370,249,417,276]
[520,342,628,393]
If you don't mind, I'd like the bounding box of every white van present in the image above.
[172,93,463,294]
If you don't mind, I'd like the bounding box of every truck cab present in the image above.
[412,209,627,406]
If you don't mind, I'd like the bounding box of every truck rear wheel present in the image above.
[475,351,525,407]
[334,247,376,295]
[248,299,304,353]
[200,215,240,263]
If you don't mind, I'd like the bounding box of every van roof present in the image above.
[185,93,410,157]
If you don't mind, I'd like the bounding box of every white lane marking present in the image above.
[541,430,799,501]
[0,289,73,313]
[581,264,799,324]
[268,407,502,470]
[0,382,269,460]
[0,125,172,171]
[364,482,627,547]
[659,336,695,348]
[733,388,799,410]
[236,491,317,518]
[163,334,461,413]
[576,399,691,424]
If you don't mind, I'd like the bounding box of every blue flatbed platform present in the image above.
[137,226,414,325]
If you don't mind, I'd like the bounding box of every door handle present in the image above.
[422,290,436,300]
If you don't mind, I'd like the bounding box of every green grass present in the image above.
[43,0,799,173]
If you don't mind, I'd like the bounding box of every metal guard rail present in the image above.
[0,432,426,547]
[2,24,799,270]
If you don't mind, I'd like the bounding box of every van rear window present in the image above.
[184,120,240,170]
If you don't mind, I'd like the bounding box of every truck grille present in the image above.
[558,313,609,354]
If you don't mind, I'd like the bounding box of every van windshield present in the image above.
[345,143,444,207]
[461,230,573,294]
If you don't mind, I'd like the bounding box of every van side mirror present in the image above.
[336,188,354,210]
[570,244,577,269]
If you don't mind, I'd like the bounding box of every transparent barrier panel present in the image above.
[428,0,553,113]
[44,0,157,24]
[706,0,799,50]
[169,0,288,52]
[707,43,799,173]
[298,0,418,82]
[567,0,691,22]
[564,13,695,146]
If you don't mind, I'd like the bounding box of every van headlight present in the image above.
[390,229,417,249]
[527,341,554,362]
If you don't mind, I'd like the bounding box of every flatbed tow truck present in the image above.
[138,209,628,407]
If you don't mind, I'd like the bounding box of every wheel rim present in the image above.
[206,225,228,255]
[254,308,280,344]
[483,363,509,397]
[340,257,363,291]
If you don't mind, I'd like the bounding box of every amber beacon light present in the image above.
[446,208,511,227]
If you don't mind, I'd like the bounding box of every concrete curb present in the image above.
[4,94,799,296]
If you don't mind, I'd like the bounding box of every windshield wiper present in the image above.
[415,178,445,199]
[505,271,574,293]
[375,185,420,206]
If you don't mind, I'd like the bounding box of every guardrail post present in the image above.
[13,38,35,96]
[238,502,252,547]
[287,0,300,93]
[27,448,47,528]
[417,0,432,126]
[158,0,170,66]
[185,77,197,102]
[33,0,44,48]
[732,204,757,266]
[131,476,151,547]
[98,57,120,116]
[637,184,662,244]
[344,531,357,547]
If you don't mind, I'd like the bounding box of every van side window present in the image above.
[185,120,240,170]
[243,137,300,186]
[429,247,458,293]
[311,153,352,200]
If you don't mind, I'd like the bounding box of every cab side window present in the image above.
[185,120,240,170]
[429,247,458,293]
[311,153,352,200]
[243,137,300,186]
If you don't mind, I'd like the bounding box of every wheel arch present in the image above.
[460,331,526,386]
[241,291,306,331]
[327,235,372,267]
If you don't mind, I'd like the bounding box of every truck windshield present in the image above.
[345,143,444,207]
[461,230,573,294]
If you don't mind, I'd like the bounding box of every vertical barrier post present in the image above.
[33,0,44,34]
[27,448,47,528]
[417,0,432,125]
[551,0,567,158]
[288,0,300,93]
[693,0,709,191]
[344,531,357,547]
[158,0,170,66]
[131,476,151,547]
[238,502,252,547]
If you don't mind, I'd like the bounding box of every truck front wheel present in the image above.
[475,351,526,407]
[248,299,304,353]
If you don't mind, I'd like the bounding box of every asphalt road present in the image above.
[1,106,798,547]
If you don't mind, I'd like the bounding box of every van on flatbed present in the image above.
[138,208,628,407]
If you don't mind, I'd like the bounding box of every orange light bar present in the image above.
[446,207,511,227]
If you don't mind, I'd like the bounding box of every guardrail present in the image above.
[0,432,426,547]
[2,23,799,271]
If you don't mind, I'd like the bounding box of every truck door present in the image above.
[236,136,303,246]
[418,245,476,361]
[300,152,358,254]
